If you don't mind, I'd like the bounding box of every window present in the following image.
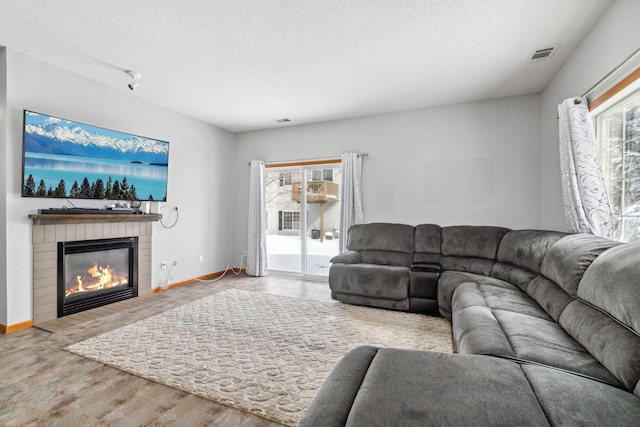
[279,172,292,186]
[265,160,342,277]
[596,90,640,242]
[279,171,301,186]
[278,211,301,231]
[310,169,333,182]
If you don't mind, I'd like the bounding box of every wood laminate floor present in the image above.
[0,274,333,427]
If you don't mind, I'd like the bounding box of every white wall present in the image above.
[3,49,235,325]
[538,0,640,230]
[234,94,542,259]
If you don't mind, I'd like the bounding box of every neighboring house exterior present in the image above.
[265,168,341,241]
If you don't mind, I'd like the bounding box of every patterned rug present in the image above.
[65,289,453,426]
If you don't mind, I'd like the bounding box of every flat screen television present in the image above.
[21,110,169,201]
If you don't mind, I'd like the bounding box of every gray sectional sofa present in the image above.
[298,223,640,426]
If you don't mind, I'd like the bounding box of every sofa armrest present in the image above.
[330,250,362,264]
[298,346,379,427]
[410,262,443,273]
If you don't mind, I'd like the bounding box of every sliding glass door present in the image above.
[265,163,341,279]
[265,169,302,274]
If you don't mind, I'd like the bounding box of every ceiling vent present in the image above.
[276,118,291,123]
[530,46,556,61]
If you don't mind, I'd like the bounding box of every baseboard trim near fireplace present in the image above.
[0,319,35,334]
[151,267,247,294]
[3,268,249,334]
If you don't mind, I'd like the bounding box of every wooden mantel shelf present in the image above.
[29,213,162,225]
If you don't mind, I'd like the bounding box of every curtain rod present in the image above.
[248,153,368,166]
[581,46,640,99]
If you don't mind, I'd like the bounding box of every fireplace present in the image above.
[31,214,158,325]
[58,237,138,317]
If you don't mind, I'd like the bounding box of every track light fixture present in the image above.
[127,71,141,91]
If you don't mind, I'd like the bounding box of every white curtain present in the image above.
[247,160,268,276]
[558,97,613,238]
[339,152,364,252]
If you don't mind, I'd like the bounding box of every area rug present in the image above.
[65,289,453,426]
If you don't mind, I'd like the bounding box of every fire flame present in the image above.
[65,262,128,297]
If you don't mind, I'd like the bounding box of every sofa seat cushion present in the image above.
[438,271,533,320]
[298,346,550,427]
[522,364,640,426]
[452,281,551,357]
[451,281,553,357]
[495,310,621,386]
[452,283,621,387]
[453,304,516,357]
[329,263,409,301]
[466,283,552,320]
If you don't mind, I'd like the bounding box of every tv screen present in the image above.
[22,110,169,201]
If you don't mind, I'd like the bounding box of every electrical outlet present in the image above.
[243,250,247,257]
[199,255,203,263]
[173,259,178,266]
[161,261,167,270]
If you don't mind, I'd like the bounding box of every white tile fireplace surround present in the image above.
[30,214,160,325]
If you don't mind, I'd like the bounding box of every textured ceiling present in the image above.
[0,0,612,133]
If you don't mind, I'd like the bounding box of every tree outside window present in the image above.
[597,90,640,242]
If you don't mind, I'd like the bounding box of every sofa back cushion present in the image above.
[347,223,415,266]
[540,234,621,297]
[525,276,575,322]
[442,226,510,258]
[496,230,568,274]
[513,234,623,321]
[413,224,442,263]
[560,243,640,395]
[490,263,538,292]
[440,226,510,275]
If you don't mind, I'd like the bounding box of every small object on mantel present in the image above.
[39,208,135,215]
[38,207,98,214]
[106,208,135,214]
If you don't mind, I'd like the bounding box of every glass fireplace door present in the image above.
[58,237,138,317]
[63,247,130,297]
